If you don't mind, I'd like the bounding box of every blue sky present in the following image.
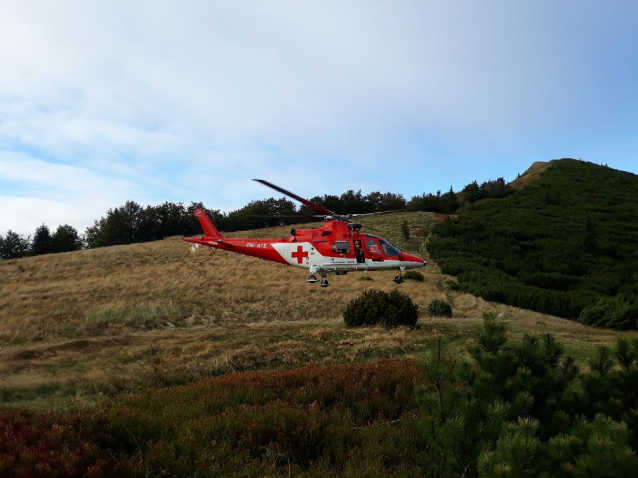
[1,1,637,235]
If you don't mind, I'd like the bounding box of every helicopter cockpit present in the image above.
[364,236,402,260]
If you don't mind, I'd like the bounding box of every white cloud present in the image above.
[0,152,140,234]
[0,1,637,234]
[0,196,102,237]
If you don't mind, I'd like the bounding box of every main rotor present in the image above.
[252,179,401,224]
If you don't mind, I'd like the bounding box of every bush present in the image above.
[403,270,424,281]
[343,290,418,328]
[421,313,638,476]
[579,294,638,330]
[358,275,373,281]
[426,299,453,317]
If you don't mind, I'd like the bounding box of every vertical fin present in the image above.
[193,209,222,239]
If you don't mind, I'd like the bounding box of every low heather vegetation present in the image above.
[3,314,638,477]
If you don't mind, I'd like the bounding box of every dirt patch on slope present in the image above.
[509,161,554,189]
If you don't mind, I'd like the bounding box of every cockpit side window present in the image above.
[366,240,381,255]
[379,239,401,257]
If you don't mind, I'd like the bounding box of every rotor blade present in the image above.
[348,209,405,218]
[253,179,335,216]
[249,214,324,219]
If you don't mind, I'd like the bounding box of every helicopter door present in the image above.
[353,240,365,263]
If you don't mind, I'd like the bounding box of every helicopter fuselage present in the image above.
[184,215,426,280]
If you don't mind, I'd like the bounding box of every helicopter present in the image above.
[184,179,427,287]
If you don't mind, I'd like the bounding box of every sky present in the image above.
[1,0,637,236]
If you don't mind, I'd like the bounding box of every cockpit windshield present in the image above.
[379,239,401,257]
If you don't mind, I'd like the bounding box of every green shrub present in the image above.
[343,290,418,328]
[422,313,638,476]
[358,275,373,281]
[403,270,424,281]
[401,220,410,240]
[579,294,638,330]
[426,299,453,317]
[614,337,638,369]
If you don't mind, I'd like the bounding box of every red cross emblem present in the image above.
[291,245,308,264]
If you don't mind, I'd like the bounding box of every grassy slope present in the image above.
[429,159,638,324]
[1,210,636,409]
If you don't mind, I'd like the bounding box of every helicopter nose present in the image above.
[401,253,427,267]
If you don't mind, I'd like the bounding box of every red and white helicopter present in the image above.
[185,180,427,287]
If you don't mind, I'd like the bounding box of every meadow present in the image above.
[1,211,633,412]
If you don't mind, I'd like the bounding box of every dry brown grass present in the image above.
[509,160,555,189]
[0,212,435,345]
[1,210,636,408]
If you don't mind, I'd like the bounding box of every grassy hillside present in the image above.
[429,159,638,329]
[0,212,442,406]
[2,209,633,411]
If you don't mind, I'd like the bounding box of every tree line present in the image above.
[0,224,83,260]
[1,176,508,259]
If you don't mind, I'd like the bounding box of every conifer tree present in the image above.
[51,225,82,253]
[31,224,52,256]
[401,220,410,240]
[0,230,29,259]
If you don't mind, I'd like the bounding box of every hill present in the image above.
[3,197,638,476]
[1,209,634,411]
[429,159,638,329]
